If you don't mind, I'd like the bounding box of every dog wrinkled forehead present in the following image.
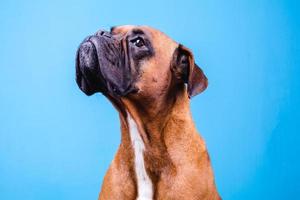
[111,25,136,35]
[112,25,177,44]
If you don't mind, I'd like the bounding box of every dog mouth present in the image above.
[76,30,138,97]
[76,38,107,94]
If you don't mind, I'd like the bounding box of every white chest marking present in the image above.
[127,113,153,200]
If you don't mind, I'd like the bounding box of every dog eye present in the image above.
[131,37,145,47]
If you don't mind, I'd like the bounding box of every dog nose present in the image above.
[78,41,98,71]
[95,29,111,38]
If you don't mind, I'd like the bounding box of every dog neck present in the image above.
[121,84,193,147]
[116,85,204,199]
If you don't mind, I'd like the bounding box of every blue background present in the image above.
[0,0,299,199]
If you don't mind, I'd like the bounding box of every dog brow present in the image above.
[132,28,145,35]
[110,26,116,32]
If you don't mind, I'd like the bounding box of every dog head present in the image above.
[76,25,207,105]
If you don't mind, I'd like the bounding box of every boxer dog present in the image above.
[76,25,221,200]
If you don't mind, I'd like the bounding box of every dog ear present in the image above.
[188,62,208,97]
[172,44,208,98]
